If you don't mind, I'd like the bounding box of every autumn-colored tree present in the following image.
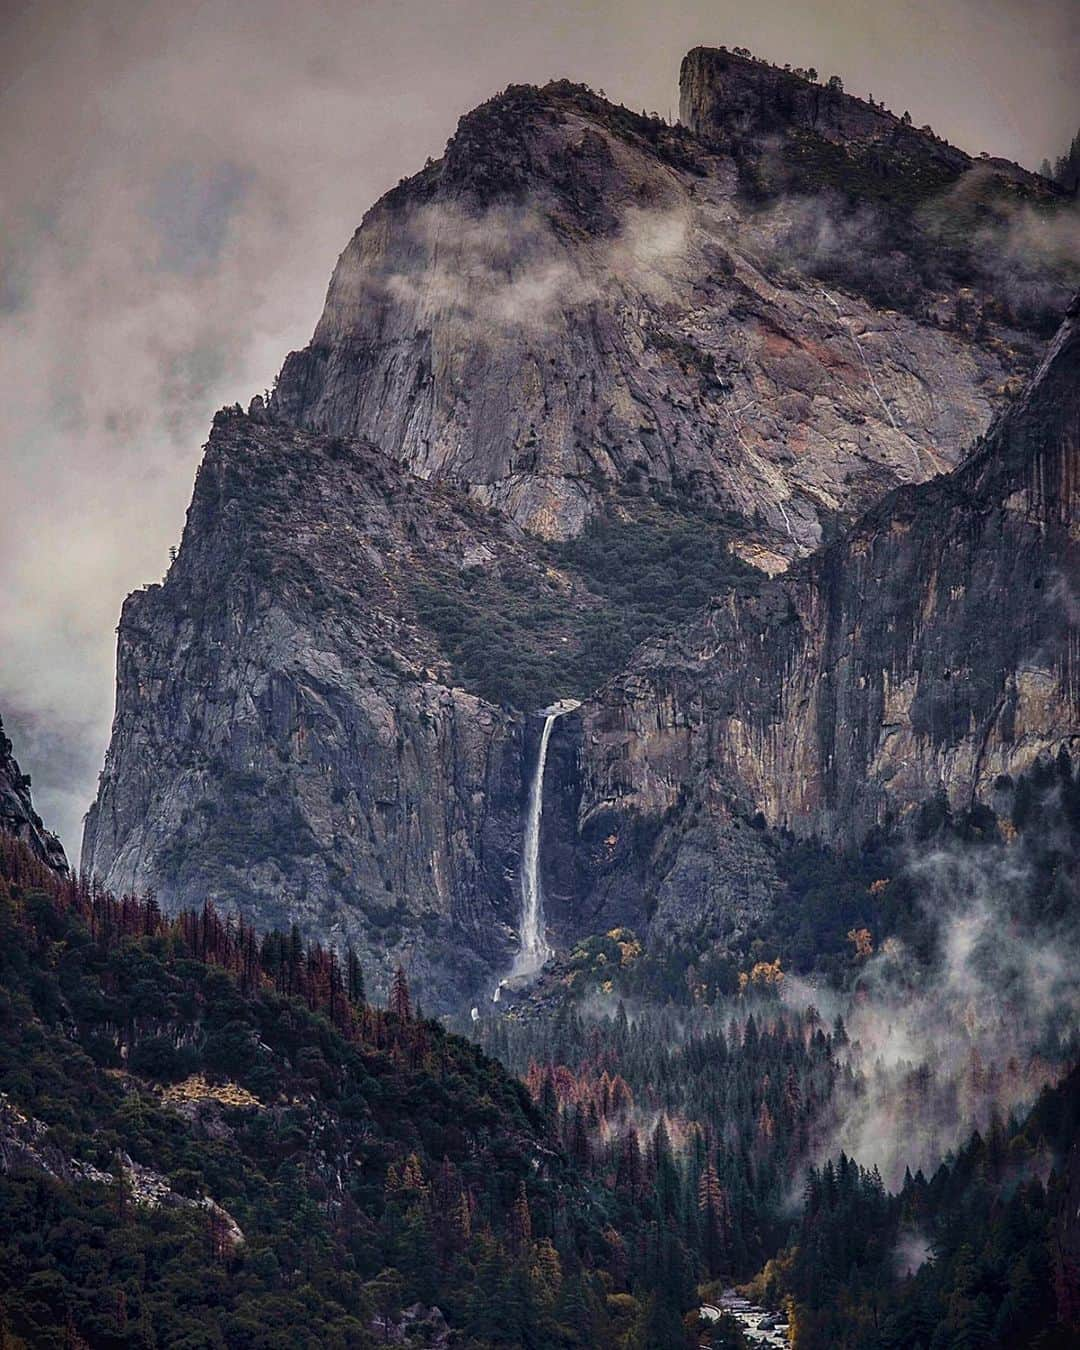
[755,1101,776,1156]
[739,957,784,991]
[452,1191,472,1245]
[287,922,304,995]
[389,965,412,1020]
[699,1162,733,1278]
[399,1152,428,1199]
[531,1237,562,1307]
[847,927,874,959]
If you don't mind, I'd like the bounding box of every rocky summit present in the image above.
[82,49,1079,1008]
[271,70,1057,557]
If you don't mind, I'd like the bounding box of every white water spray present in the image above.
[511,699,579,980]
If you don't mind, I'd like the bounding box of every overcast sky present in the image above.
[2,0,1077,857]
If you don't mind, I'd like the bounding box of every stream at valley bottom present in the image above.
[700,1292,790,1346]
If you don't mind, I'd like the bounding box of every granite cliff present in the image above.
[82,414,533,1003]
[83,50,1078,1006]
[576,293,1079,936]
[270,70,1057,559]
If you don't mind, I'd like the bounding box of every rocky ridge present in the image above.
[0,715,67,872]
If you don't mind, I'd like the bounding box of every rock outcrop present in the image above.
[0,714,67,872]
[679,46,971,163]
[0,1093,244,1250]
[82,411,531,1005]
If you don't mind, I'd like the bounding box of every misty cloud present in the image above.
[924,167,1080,326]
[370,200,690,334]
[802,837,1080,1188]
[893,1229,932,1278]
[750,173,1080,337]
[148,162,253,277]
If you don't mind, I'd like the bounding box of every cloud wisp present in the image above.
[801,834,1080,1188]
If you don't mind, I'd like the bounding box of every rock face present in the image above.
[577,294,1079,931]
[0,714,67,872]
[83,52,1077,1006]
[0,1093,244,1250]
[272,80,1024,555]
[82,411,532,1005]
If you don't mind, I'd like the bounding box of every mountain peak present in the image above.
[680,45,967,162]
[679,43,1060,199]
[270,50,1039,549]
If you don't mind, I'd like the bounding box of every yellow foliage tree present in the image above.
[530,1237,562,1307]
[847,927,874,959]
[740,958,785,991]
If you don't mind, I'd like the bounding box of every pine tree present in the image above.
[366,1267,404,1343]
[510,1180,533,1254]
[1052,127,1080,191]
[556,1272,597,1346]
[398,1205,437,1303]
[346,943,365,1004]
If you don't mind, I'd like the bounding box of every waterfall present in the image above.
[511,699,578,979]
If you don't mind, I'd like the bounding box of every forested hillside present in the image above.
[468,752,1080,1346]
[0,834,680,1348]
[753,1066,1080,1349]
[9,751,1076,1345]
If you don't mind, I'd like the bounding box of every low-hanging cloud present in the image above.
[800,832,1080,1188]
[750,172,1080,336]
[359,199,691,334]
[930,168,1080,327]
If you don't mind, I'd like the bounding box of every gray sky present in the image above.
[2,0,1077,856]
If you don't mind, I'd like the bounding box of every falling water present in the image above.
[511,699,579,980]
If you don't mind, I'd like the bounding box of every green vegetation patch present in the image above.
[413,502,756,711]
